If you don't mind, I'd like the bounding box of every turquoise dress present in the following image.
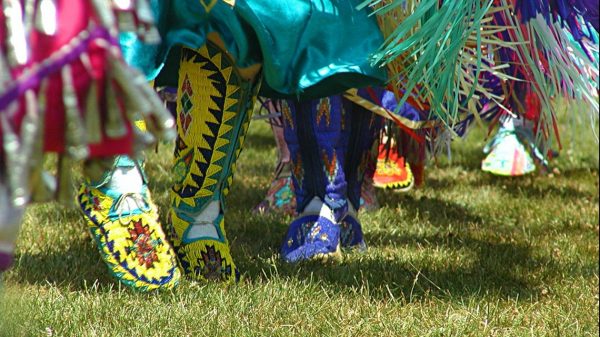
[121,0,387,99]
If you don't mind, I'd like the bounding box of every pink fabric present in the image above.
[1,0,134,158]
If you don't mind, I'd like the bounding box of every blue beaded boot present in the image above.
[280,93,381,262]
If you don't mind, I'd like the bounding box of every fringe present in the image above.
[362,0,598,152]
[0,0,175,206]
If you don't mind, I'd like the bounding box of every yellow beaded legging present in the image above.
[167,40,260,282]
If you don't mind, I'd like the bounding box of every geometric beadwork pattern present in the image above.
[281,100,295,130]
[179,75,194,135]
[168,41,257,283]
[77,181,181,291]
[292,152,305,192]
[316,97,331,127]
[321,150,339,185]
[171,42,253,212]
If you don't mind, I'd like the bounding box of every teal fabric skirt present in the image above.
[121,0,387,99]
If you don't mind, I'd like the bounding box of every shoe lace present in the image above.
[113,192,148,225]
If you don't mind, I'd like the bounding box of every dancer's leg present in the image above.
[341,99,383,247]
[77,155,181,291]
[167,42,259,282]
[253,104,296,215]
[281,96,350,262]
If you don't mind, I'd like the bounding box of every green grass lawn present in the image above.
[1,118,598,337]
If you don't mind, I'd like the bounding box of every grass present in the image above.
[0,117,598,337]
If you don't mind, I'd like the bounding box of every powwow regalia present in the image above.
[364,0,598,148]
[116,0,390,281]
[252,100,297,216]
[2,0,598,291]
[0,0,180,290]
[356,0,598,186]
[254,0,598,262]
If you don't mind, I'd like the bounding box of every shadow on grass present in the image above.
[227,177,596,303]
[424,166,598,201]
[234,234,558,304]
[8,130,597,302]
[10,199,587,302]
[379,193,485,228]
[11,240,119,291]
[479,169,599,201]
[231,215,536,303]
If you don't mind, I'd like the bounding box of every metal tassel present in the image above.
[3,0,29,66]
[115,7,137,33]
[61,65,89,160]
[0,50,12,88]
[32,80,48,167]
[18,90,39,167]
[20,91,39,157]
[112,0,137,32]
[28,80,55,203]
[135,0,154,23]
[34,0,58,35]
[56,154,74,204]
[104,73,128,138]
[30,170,57,203]
[79,52,94,75]
[85,80,103,144]
[131,121,156,155]
[23,0,36,39]
[131,68,176,140]
[111,0,134,11]
[140,25,161,44]
[109,59,175,146]
[8,90,41,204]
[89,0,117,32]
[0,105,28,207]
[135,0,161,43]
[109,60,152,117]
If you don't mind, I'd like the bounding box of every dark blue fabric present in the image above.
[281,214,340,263]
[284,96,349,217]
[339,213,366,249]
[343,98,382,210]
